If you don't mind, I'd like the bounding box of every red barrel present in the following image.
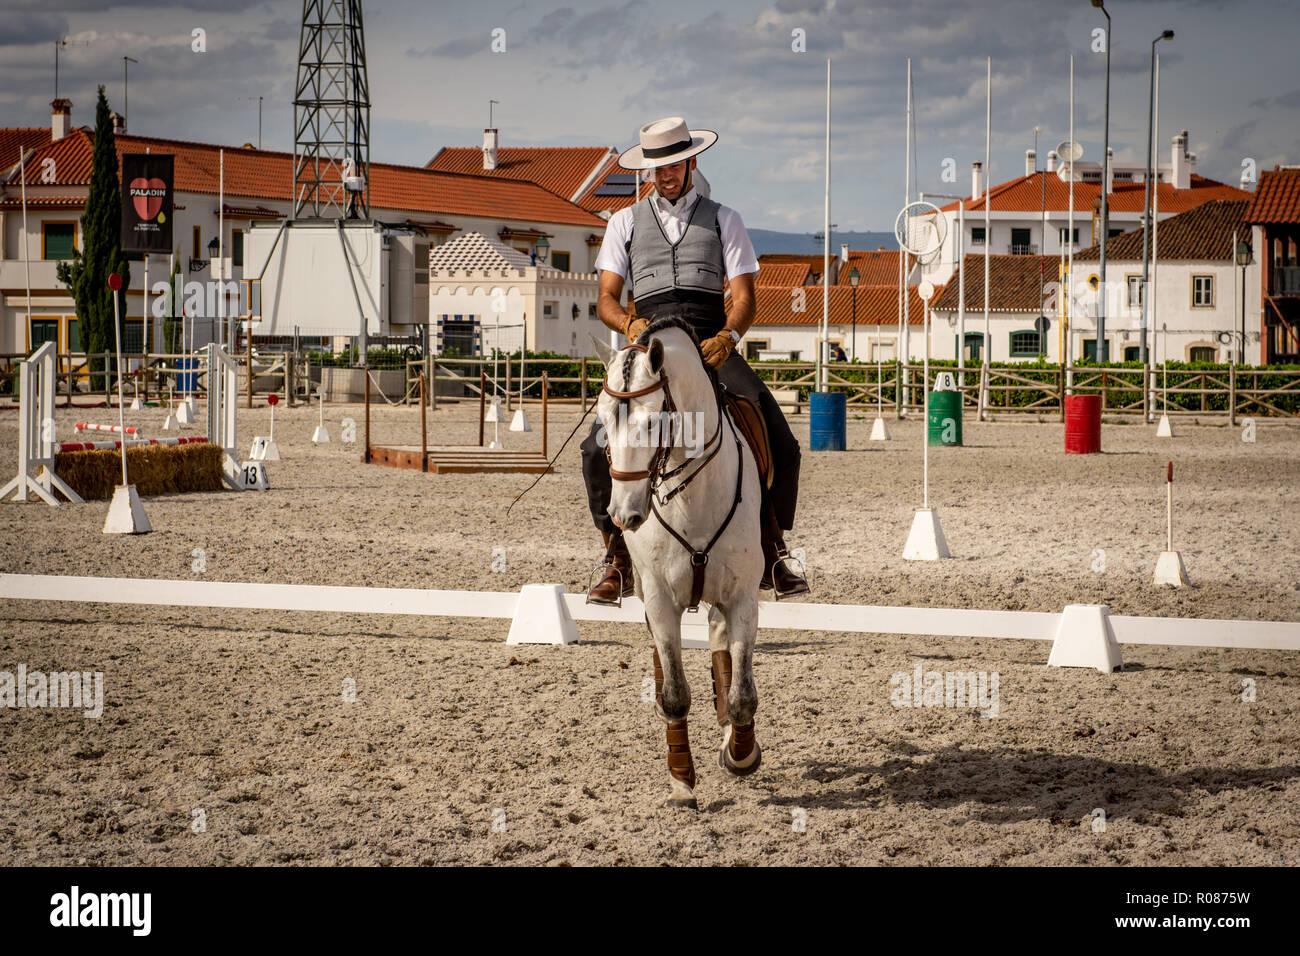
[1064,395,1102,454]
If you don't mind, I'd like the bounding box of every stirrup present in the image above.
[584,561,625,607]
[767,552,809,601]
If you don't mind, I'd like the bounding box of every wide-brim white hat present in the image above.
[618,116,718,170]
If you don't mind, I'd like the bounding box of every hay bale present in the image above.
[54,443,224,501]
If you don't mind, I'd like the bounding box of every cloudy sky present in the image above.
[3,0,1297,232]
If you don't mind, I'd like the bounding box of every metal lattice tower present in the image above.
[293,0,370,219]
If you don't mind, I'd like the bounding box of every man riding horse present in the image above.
[582,116,808,603]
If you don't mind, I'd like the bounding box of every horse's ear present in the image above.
[589,334,617,369]
[648,338,664,373]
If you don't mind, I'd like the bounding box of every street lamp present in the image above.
[207,236,219,262]
[533,236,549,264]
[1139,29,1175,364]
[848,266,860,361]
[1092,0,1112,362]
[1236,240,1252,365]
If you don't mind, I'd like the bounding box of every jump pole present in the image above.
[103,271,151,534]
[1154,460,1189,586]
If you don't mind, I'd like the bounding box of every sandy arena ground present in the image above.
[2,395,1298,866]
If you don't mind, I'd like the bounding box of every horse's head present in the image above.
[592,318,707,533]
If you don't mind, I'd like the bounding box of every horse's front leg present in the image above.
[718,594,762,776]
[645,586,697,809]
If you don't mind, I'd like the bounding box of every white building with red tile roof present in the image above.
[0,102,609,357]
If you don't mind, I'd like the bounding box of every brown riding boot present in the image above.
[586,529,634,605]
[760,513,809,599]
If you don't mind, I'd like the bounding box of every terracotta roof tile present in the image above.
[1074,198,1250,261]
[939,170,1249,215]
[0,128,55,176]
[1245,167,1300,224]
[931,254,1047,312]
[840,248,900,286]
[1,129,608,228]
[754,284,930,326]
[427,145,612,201]
[755,263,811,286]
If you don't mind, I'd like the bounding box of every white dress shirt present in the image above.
[594,186,760,282]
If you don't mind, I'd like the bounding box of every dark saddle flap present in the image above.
[723,392,772,491]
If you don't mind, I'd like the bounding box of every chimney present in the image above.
[840,242,850,264]
[1026,148,1036,177]
[1106,147,1114,195]
[1171,131,1190,190]
[111,111,125,135]
[482,128,499,171]
[51,98,72,141]
[971,161,983,201]
[1047,150,1058,173]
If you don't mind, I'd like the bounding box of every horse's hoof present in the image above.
[665,794,699,810]
[719,740,762,776]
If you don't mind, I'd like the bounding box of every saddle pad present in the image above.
[723,392,773,491]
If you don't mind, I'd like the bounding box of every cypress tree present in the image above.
[56,85,129,372]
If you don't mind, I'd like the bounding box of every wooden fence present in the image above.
[7,352,1297,423]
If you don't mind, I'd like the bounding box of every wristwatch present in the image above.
[726,329,740,346]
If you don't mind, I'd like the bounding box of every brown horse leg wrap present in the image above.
[730,721,756,763]
[653,646,664,710]
[666,720,695,790]
[711,651,732,727]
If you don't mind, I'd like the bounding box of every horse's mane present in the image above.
[620,314,709,394]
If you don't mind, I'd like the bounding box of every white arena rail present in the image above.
[1,573,1297,673]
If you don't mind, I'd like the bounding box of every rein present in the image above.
[604,339,744,610]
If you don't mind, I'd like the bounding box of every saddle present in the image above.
[722,392,772,491]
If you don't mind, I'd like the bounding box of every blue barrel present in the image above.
[176,357,199,395]
[809,391,846,451]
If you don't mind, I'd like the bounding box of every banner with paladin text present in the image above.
[120,153,173,254]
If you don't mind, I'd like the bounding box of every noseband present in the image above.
[601,343,676,483]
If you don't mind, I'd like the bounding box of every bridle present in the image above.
[601,339,745,610]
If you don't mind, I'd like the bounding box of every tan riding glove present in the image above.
[623,315,650,342]
[700,330,736,369]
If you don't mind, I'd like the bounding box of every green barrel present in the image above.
[927,390,963,446]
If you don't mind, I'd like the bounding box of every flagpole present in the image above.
[218,147,225,350]
[981,56,991,420]
[1067,55,1074,393]
[902,58,912,389]
[19,149,32,343]
[820,57,831,392]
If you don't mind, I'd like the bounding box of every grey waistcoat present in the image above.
[628,196,726,306]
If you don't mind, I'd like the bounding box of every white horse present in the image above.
[592,317,764,809]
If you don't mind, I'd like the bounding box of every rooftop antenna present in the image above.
[489,99,499,128]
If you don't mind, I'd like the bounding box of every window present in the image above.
[959,332,985,362]
[440,315,478,357]
[1126,275,1145,309]
[1009,330,1043,357]
[1010,228,1032,255]
[1189,346,1216,363]
[30,319,58,348]
[1082,338,1110,361]
[971,226,986,246]
[543,300,558,319]
[232,229,244,268]
[1058,227,1079,246]
[1108,228,1124,239]
[123,320,144,354]
[67,318,80,352]
[551,251,571,272]
[1124,346,1140,362]
[588,303,598,320]
[1192,274,1213,307]
[414,243,429,286]
[872,339,897,362]
[744,339,771,360]
[42,222,76,260]
[193,225,202,260]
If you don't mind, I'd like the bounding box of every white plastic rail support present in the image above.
[508,584,579,645]
[1047,604,1124,673]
